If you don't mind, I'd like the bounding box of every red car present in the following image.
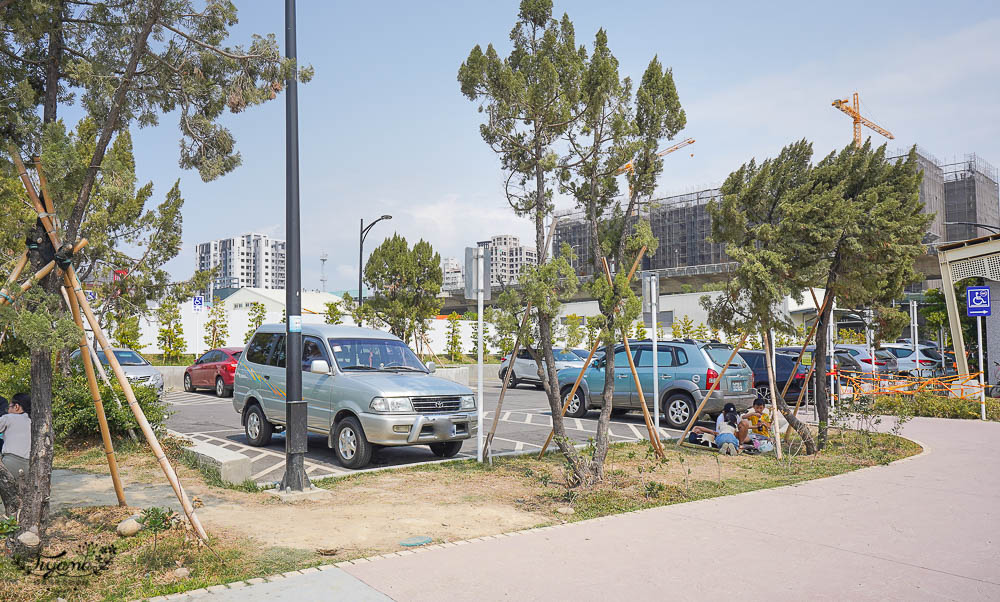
[184,347,243,397]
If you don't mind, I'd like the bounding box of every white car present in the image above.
[880,344,943,377]
[498,349,585,389]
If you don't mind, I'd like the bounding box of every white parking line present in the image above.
[626,423,643,439]
[491,436,541,449]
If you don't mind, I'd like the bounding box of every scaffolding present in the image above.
[943,154,1000,243]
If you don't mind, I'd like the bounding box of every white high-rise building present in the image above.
[486,234,536,288]
[195,233,286,298]
[441,257,465,291]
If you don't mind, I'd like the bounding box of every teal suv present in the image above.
[557,340,755,429]
[233,324,477,469]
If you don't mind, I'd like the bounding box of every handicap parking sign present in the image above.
[192,295,204,313]
[966,286,991,317]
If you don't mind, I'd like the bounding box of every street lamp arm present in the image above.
[945,221,1000,234]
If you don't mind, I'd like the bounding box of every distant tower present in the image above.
[320,252,328,292]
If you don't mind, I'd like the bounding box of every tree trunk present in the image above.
[814,297,834,449]
[764,332,817,455]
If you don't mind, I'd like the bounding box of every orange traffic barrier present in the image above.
[833,370,984,402]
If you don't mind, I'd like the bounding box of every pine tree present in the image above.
[586,319,601,350]
[245,302,267,343]
[203,298,229,349]
[633,321,647,341]
[323,300,344,325]
[112,313,143,351]
[565,314,584,349]
[465,312,480,356]
[157,301,187,364]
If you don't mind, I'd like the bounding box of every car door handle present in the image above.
[660,374,671,379]
[616,374,628,379]
[264,375,270,380]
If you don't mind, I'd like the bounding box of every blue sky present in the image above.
[120,0,1000,292]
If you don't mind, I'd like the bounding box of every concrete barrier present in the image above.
[159,366,187,392]
[433,367,470,386]
[182,440,251,485]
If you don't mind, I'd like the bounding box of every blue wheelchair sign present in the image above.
[192,295,204,313]
[967,286,991,317]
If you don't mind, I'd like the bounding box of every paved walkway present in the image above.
[171,417,1000,601]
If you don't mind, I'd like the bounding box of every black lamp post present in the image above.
[358,214,392,304]
[944,221,1000,235]
[280,0,308,492]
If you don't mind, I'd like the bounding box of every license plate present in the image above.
[731,381,744,392]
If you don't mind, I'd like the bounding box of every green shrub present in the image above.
[0,356,170,441]
[872,391,1000,421]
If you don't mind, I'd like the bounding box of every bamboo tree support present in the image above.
[0,239,89,307]
[761,333,783,460]
[781,290,830,438]
[537,337,600,458]
[622,335,665,457]
[484,299,531,460]
[71,275,209,541]
[676,332,750,446]
[1,250,29,303]
[64,280,127,505]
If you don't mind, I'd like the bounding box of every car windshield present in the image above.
[96,350,147,366]
[875,350,895,360]
[702,345,746,368]
[555,350,581,361]
[571,349,589,359]
[921,348,942,360]
[230,351,242,360]
[328,338,426,372]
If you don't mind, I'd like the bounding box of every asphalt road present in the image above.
[165,376,702,484]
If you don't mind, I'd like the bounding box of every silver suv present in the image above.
[233,324,477,468]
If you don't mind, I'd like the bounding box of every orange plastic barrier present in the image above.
[834,370,984,401]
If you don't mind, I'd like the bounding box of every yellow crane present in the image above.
[616,137,695,177]
[831,92,894,147]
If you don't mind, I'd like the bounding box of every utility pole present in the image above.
[281,0,309,492]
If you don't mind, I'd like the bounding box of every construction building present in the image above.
[195,233,286,298]
[943,154,1000,242]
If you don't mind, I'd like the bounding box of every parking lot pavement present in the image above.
[164,381,694,484]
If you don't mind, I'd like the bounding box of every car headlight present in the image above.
[370,397,413,413]
[460,395,476,410]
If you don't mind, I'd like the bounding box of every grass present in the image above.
[7,428,919,601]
[143,353,196,367]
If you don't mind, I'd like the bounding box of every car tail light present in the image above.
[794,372,806,379]
[500,356,507,363]
[919,359,935,366]
[225,361,237,372]
[706,368,719,389]
[860,359,886,366]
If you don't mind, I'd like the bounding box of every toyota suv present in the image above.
[233,324,477,468]
[556,340,755,429]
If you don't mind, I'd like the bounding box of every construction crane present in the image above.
[616,137,695,177]
[831,92,894,148]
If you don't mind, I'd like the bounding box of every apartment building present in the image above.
[195,233,286,298]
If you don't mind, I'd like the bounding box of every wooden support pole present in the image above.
[538,337,601,458]
[777,292,831,402]
[1,251,29,303]
[484,300,532,460]
[0,239,89,307]
[63,278,127,506]
[622,335,664,456]
[761,332,783,460]
[70,274,209,542]
[677,332,749,446]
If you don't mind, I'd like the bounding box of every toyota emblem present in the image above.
[434,401,443,409]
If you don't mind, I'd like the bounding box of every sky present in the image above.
[116,0,1000,292]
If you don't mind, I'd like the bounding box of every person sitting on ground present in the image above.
[0,393,31,484]
[744,398,773,440]
[715,402,750,445]
[715,410,741,455]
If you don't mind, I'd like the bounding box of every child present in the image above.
[715,410,740,456]
[0,393,31,484]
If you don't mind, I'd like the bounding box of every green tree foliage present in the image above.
[323,300,343,325]
[485,299,519,358]
[203,297,228,349]
[465,312,481,356]
[446,312,462,362]
[585,318,600,349]
[672,315,694,339]
[921,279,977,349]
[245,301,266,343]
[0,0,310,547]
[787,143,929,447]
[702,140,821,454]
[156,300,186,364]
[363,234,443,343]
[112,312,143,351]
[564,314,584,349]
[632,321,647,341]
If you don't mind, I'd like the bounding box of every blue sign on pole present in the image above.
[966,286,991,317]
[192,295,204,313]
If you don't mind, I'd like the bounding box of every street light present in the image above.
[359,214,392,304]
[944,221,1000,235]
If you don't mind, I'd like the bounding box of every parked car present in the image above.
[880,343,943,377]
[498,348,585,388]
[184,347,243,397]
[234,324,476,469]
[69,347,163,397]
[737,350,810,402]
[778,344,896,375]
[556,340,755,429]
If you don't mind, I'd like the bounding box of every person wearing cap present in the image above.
[0,393,31,488]
[715,402,750,445]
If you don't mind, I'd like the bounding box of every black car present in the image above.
[737,350,810,403]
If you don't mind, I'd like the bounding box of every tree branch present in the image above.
[158,21,264,60]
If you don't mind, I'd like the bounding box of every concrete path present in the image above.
[173,417,1000,601]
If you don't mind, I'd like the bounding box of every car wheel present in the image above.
[244,404,273,447]
[563,387,588,418]
[216,376,229,398]
[333,416,373,469]
[664,393,695,430]
[755,386,771,401]
[183,373,194,392]
[429,441,463,458]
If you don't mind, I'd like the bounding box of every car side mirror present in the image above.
[310,359,331,375]
[426,361,437,373]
